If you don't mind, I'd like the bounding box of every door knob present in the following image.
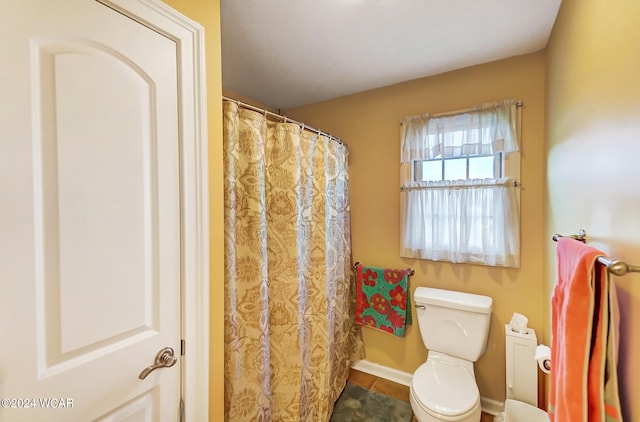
[138,346,177,380]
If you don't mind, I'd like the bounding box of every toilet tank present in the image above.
[414,287,493,362]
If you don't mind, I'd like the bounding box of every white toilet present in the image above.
[410,287,493,422]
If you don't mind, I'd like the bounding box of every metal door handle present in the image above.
[138,346,177,380]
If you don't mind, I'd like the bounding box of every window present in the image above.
[414,153,502,182]
[400,100,521,267]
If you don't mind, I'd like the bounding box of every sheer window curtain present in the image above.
[400,100,521,267]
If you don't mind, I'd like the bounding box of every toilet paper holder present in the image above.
[534,344,552,374]
[541,358,551,371]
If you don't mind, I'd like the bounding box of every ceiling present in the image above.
[221,0,562,110]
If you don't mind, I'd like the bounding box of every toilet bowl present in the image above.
[410,287,493,422]
[410,353,481,422]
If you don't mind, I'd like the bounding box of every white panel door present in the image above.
[0,0,182,420]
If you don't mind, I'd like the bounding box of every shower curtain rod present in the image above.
[222,96,346,147]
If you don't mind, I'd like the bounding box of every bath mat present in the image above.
[330,383,413,422]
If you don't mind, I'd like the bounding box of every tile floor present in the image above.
[347,368,494,422]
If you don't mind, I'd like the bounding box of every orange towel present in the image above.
[549,238,622,422]
[603,283,622,422]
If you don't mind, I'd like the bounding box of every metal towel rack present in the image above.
[353,261,415,276]
[552,229,640,276]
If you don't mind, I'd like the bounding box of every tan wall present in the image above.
[158,1,224,420]
[546,0,640,419]
[285,52,547,403]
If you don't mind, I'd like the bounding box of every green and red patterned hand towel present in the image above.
[355,264,412,337]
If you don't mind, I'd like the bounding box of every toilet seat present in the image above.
[411,359,479,418]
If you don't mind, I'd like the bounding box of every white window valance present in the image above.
[400,99,520,163]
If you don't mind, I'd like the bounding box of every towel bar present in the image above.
[352,261,415,276]
[551,228,587,243]
[552,229,640,276]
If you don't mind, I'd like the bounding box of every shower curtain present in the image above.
[223,101,364,421]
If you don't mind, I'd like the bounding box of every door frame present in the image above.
[98,0,210,419]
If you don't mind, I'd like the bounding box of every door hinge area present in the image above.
[180,339,185,356]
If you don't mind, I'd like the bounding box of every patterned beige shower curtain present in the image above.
[223,101,364,422]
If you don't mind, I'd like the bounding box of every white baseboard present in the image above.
[350,359,505,416]
[350,359,413,386]
[480,397,504,416]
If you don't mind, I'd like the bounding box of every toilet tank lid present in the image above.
[414,287,493,314]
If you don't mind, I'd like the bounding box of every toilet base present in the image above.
[410,384,481,422]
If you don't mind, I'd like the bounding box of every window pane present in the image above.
[419,160,442,182]
[468,156,495,179]
[444,158,466,180]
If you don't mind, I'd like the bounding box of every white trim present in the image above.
[481,396,505,416]
[350,359,413,387]
[97,1,209,420]
[351,359,504,416]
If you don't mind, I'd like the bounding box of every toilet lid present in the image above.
[411,361,479,417]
